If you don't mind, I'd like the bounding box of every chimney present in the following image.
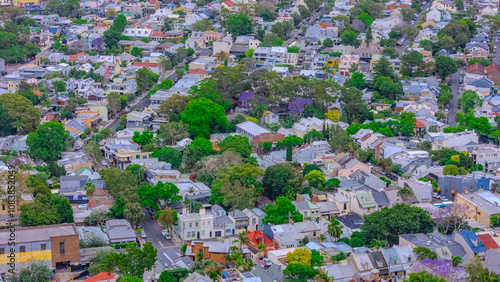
[371,269,380,282]
[182,206,187,215]
[199,206,206,215]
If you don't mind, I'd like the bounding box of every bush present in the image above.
[80,133,87,139]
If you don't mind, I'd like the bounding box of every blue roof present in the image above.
[456,230,487,253]
[221,271,231,278]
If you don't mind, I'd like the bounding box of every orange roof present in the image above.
[246,230,273,245]
[69,52,86,62]
[149,0,157,5]
[145,25,153,29]
[215,52,233,58]
[33,90,43,96]
[84,272,115,282]
[133,62,159,67]
[189,69,207,74]
[415,120,425,128]
[223,0,234,6]
[478,234,500,250]
[151,31,166,37]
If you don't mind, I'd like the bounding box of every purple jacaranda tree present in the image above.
[288,97,313,117]
[238,91,254,108]
[432,203,472,235]
[408,258,467,281]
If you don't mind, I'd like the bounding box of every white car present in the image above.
[141,231,147,238]
[101,160,107,165]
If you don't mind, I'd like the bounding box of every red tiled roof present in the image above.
[145,25,153,29]
[223,0,234,6]
[478,234,500,250]
[133,62,159,67]
[466,62,486,74]
[246,230,273,245]
[189,69,207,74]
[485,63,500,73]
[84,272,115,282]
[151,31,166,37]
[33,90,43,96]
[415,120,425,128]
[69,52,86,62]
[149,0,157,5]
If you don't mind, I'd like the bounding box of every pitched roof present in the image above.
[133,62,159,67]
[486,63,500,73]
[83,272,115,282]
[246,230,273,245]
[478,234,500,250]
[415,120,425,128]
[466,62,486,73]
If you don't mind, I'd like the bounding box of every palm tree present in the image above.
[217,51,227,62]
[318,234,327,242]
[452,255,463,267]
[84,182,96,198]
[234,232,250,252]
[257,242,267,257]
[316,271,333,282]
[188,186,195,213]
[326,218,343,242]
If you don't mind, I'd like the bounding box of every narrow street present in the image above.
[448,72,461,126]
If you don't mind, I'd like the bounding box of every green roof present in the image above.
[75,166,92,175]
[355,190,376,208]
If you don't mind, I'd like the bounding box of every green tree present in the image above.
[491,214,500,228]
[414,246,438,260]
[26,121,69,163]
[435,56,458,79]
[124,202,145,228]
[340,30,359,46]
[402,25,419,44]
[151,147,182,169]
[107,92,121,118]
[461,90,482,113]
[361,204,434,245]
[339,87,365,122]
[181,98,229,139]
[323,38,333,47]
[303,164,322,176]
[132,130,154,147]
[345,71,366,89]
[326,218,343,241]
[464,256,499,282]
[225,13,254,36]
[218,135,253,159]
[0,93,41,134]
[401,7,416,22]
[175,68,185,80]
[404,271,447,282]
[84,139,103,169]
[263,196,303,224]
[135,67,156,94]
[7,261,52,282]
[192,19,214,31]
[138,181,181,210]
[263,162,303,200]
[397,187,413,204]
[182,137,214,172]
[283,264,319,280]
[357,12,373,25]
[305,170,325,188]
[157,122,189,146]
[97,243,157,278]
[103,26,121,49]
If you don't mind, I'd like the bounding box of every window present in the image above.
[59,242,65,255]
[187,232,190,237]
[189,223,192,228]
[0,248,4,254]
[202,221,205,226]
[202,230,205,236]
[136,155,140,159]
[195,222,198,227]
[2,205,4,210]
[41,244,47,251]
[20,246,26,252]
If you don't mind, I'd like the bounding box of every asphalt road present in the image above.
[285,7,324,45]
[140,209,177,275]
[448,72,461,126]
[493,35,500,64]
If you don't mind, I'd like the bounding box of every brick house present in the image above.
[185,241,230,264]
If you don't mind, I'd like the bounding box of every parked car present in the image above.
[74,146,82,151]
[162,230,172,239]
[259,258,272,268]
[440,196,448,201]
[101,160,107,166]
[141,231,147,238]
[433,193,440,199]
